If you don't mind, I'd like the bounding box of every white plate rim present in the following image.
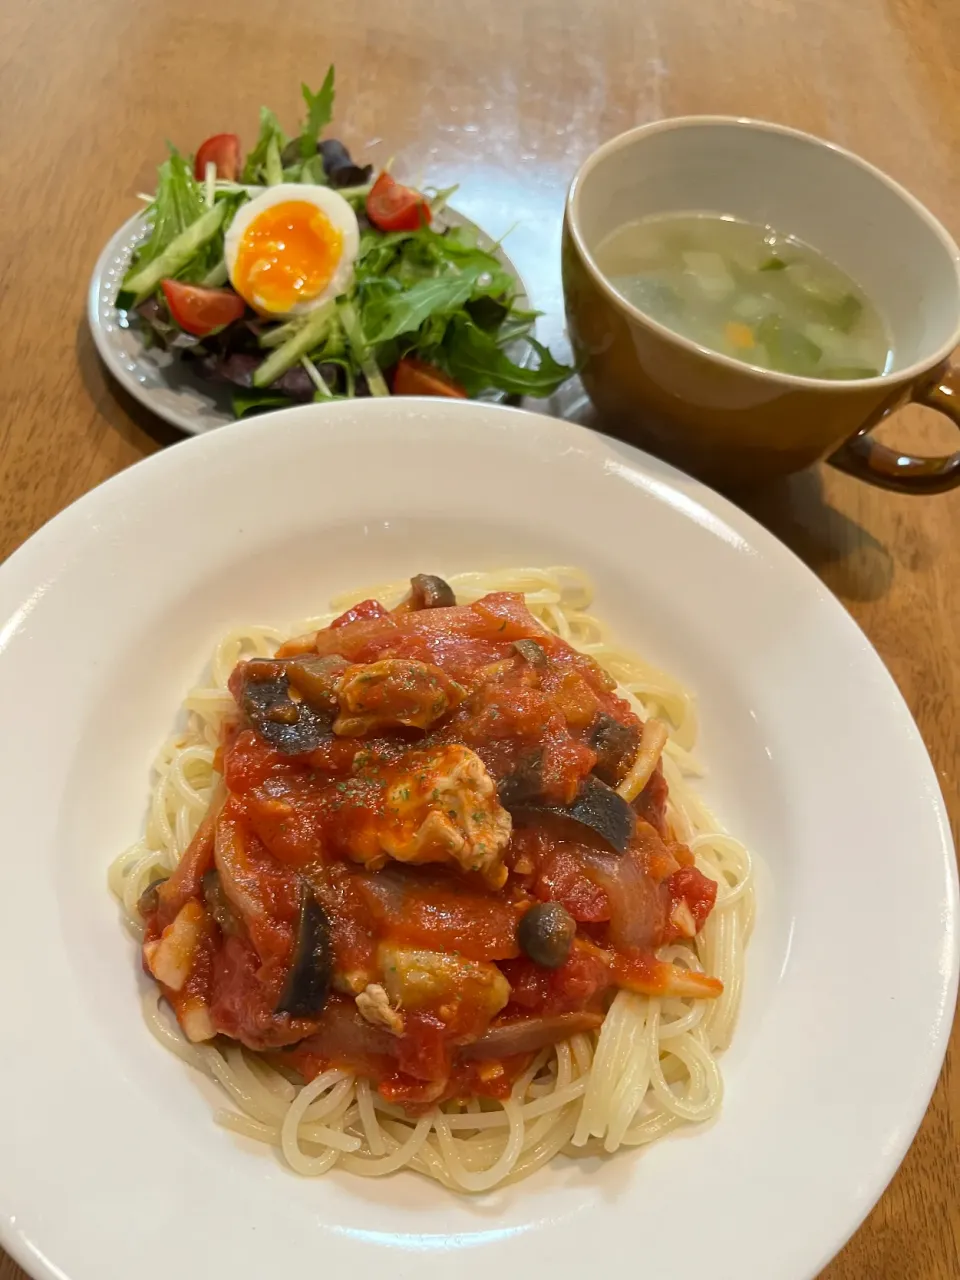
[0,399,955,1280]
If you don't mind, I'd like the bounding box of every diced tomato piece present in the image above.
[535,846,611,923]
[365,171,432,231]
[302,593,544,670]
[393,358,467,398]
[194,133,241,182]
[330,598,391,629]
[500,943,612,1015]
[221,727,303,794]
[468,592,546,639]
[214,807,300,969]
[669,840,695,868]
[668,865,718,932]
[377,1073,448,1109]
[356,871,522,961]
[244,779,326,869]
[395,1013,452,1082]
[314,871,380,987]
[209,934,322,1049]
[443,1057,527,1103]
[161,279,245,337]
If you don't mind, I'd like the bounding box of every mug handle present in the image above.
[828,363,960,494]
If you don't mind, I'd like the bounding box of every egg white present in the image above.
[224,183,360,318]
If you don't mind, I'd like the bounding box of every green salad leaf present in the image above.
[232,389,294,418]
[363,264,489,343]
[242,107,287,184]
[300,67,335,159]
[133,147,206,269]
[444,319,572,397]
[300,154,326,185]
[128,70,574,411]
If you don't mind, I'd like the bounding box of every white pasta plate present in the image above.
[0,398,954,1280]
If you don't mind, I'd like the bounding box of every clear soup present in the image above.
[594,213,892,380]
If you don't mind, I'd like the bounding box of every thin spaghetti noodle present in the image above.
[110,566,754,1190]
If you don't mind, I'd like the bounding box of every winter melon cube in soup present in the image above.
[593,213,893,380]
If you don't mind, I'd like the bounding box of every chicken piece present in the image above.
[178,1000,216,1043]
[334,659,464,736]
[668,899,697,939]
[355,983,405,1036]
[143,899,209,992]
[144,900,218,1043]
[379,945,511,1022]
[349,744,512,887]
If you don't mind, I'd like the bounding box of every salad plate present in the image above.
[87,68,568,435]
[89,206,536,436]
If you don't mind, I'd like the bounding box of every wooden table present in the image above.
[1,0,958,1274]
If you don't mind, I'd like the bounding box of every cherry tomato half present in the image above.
[365,172,432,232]
[160,279,246,337]
[393,357,467,398]
[194,133,242,182]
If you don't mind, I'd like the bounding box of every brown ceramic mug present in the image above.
[562,118,960,492]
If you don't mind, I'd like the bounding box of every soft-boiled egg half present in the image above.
[224,183,360,318]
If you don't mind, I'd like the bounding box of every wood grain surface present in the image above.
[1,0,958,1275]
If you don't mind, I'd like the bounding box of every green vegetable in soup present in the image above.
[757,317,822,377]
[594,212,891,380]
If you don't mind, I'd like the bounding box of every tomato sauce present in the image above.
[140,587,722,1106]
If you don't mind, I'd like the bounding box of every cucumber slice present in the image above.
[201,258,228,288]
[258,317,304,349]
[118,202,228,308]
[252,300,338,387]
[265,137,284,187]
[338,299,390,397]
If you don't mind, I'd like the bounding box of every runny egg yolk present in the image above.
[233,200,344,313]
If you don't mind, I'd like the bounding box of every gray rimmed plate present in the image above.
[88,205,532,435]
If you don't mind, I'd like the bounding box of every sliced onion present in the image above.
[578,847,665,950]
[299,997,396,1061]
[617,719,669,803]
[459,1011,603,1060]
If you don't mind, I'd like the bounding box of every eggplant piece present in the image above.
[240,660,332,755]
[137,876,168,919]
[589,713,641,786]
[409,574,456,609]
[513,638,547,668]
[518,902,576,968]
[276,891,334,1018]
[507,775,636,855]
[496,750,545,808]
